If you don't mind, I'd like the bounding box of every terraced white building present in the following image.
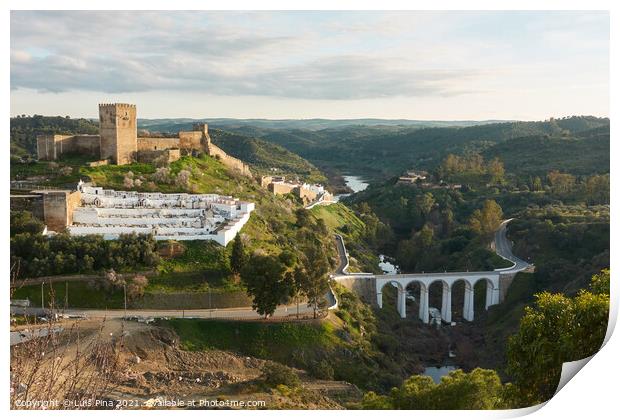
[67,181,254,245]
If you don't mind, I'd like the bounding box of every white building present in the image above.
[67,181,254,245]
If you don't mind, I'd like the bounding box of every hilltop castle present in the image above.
[36,103,251,176]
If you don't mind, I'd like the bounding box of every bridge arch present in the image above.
[376,279,404,317]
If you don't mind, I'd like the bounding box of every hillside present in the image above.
[482,127,610,176]
[10,115,98,157]
[254,116,609,180]
[209,129,326,183]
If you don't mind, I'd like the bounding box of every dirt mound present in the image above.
[109,322,358,409]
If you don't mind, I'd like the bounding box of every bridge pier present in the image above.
[441,283,452,323]
[419,285,429,323]
[397,288,407,318]
[376,291,383,309]
[463,283,475,321]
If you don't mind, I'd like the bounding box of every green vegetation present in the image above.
[506,270,609,405]
[362,368,511,409]
[238,208,334,318]
[12,281,124,309]
[10,212,159,279]
[509,205,609,295]
[210,129,326,183]
[251,116,608,180]
[310,203,389,273]
[261,362,301,389]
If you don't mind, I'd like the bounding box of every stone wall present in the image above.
[336,277,377,305]
[36,134,99,160]
[269,182,296,195]
[295,185,319,203]
[178,131,204,151]
[208,143,252,177]
[99,103,137,165]
[37,190,81,232]
[132,290,253,310]
[137,137,180,151]
[137,148,181,164]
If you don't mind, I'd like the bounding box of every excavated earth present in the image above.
[90,319,361,409]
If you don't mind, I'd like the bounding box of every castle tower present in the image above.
[192,123,211,149]
[99,103,137,165]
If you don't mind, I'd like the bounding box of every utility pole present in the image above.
[123,283,127,319]
[41,282,44,309]
[208,284,212,318]
[65,281,68,310]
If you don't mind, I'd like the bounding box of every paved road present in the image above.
[333,234,350,275]
[11,301,315,321]
[332,219,531,281]
[493,219,531,273]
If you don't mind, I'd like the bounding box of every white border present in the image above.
[2,1,616,419]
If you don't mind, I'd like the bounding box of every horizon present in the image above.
[9,111,608,123]
[11,11,609,120]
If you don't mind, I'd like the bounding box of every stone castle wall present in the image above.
[137,137,180,151]
[36,190,81,232]
[208,143,252,177]
[36,134,99,161]
[178,131,204,151]
[137,148,181,164]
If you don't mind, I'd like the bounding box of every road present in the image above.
[11,301,315,321]
[333,234,350,275]
[492,219,531,273]
[332,219,531,281]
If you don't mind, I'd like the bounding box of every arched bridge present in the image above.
[375,272,499,323]
[332,219,532,324]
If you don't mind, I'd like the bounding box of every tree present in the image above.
[547,170,576,195]
[241,253,291,318]
[295,208,312,228]
[506,270,610,405]
[488,157,505,184]
[229,233,247,275]
[414,192,435,218]
[298,238,331,318]
[127,275,149,300]
[362,368,510,409]
[469,200,503,237]
[176,170,191,189]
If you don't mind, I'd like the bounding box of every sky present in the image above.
[10,11,609,120]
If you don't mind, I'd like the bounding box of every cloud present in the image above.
[10,11,608,101]
[10,11,490,99]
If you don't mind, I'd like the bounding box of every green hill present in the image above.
[483,128,609,176]
[209,129,326,183]
[255,116,609,180]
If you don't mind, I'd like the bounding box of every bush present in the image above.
[261,361,301,388]
[309,359,334,380]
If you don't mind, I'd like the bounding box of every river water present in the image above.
[335,175,369,201]
[423,365,457,383]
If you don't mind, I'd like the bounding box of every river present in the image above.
[423,365,457,383]
[335,175,369,201]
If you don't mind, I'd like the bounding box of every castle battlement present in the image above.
[98,103,137,109]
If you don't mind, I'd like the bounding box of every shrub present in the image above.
[309,359,334,380]
[261,361,301,388]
